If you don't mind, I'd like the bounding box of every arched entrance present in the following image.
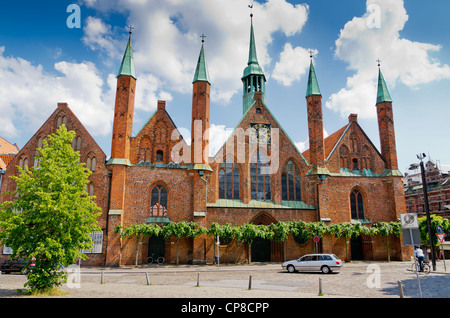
[148,236,165,259]
[249,212,281,262]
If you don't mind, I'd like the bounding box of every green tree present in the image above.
[0,125,101,293]
[372,221,401,262]
[235,223,274,264]
[418,215,450,257]
[162,221,203,265]
[116,223,162,265]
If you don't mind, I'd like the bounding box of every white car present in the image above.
[282,253,342,274]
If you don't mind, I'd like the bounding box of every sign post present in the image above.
[436,231,446,271]
[400,213,422,298]
[313,236,320,254]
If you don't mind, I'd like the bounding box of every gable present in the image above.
[130,101,187,165]
[1,102,108,200]
[211,92,309,171]
[325,121,385,174]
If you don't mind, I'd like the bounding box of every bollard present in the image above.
[101,270,105,284]
[248,275,252,290]
[196,273,200,287]
[398,281,404,298]
[145,272,150,285]
[318,278,323,296]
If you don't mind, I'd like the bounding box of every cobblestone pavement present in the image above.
[0,260,448,299]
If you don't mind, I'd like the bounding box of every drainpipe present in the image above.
[199,170,208,263]
[316,174,326,253]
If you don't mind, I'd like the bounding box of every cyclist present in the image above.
[414,246,424,272]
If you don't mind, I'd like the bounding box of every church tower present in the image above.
[106,29,137,266]
[111,31,136,161]
[376,64,398,171]
[242,13,266,115]
[305,55,326,173]
[191,36,211,165]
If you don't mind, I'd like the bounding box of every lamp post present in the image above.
[417,153,436,271]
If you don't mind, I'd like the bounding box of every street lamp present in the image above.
[417,153,436,271]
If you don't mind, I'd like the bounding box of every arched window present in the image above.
[150,184,168,217]
[251,151,271,201]
[218,162,239,199]
[281,161,301,201]
[156,150,164,162]
[350,189,365,220]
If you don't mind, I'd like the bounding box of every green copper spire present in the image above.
[193,38,211,84]
[376,67,392,104]
[306,60,321,97]
[242,15,265,79]
[242,13,266,115]
[117,35,136,80]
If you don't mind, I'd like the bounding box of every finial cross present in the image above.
[309,49,315,59]
[128,25,134,35]
[200,34,206,43]
[376,59,381,67]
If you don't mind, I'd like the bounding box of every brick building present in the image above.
[1,15,410,265]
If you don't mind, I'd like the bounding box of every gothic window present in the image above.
[352,158,359,171]
[86,155,97,172]
[150,184,168,217]
[251,151,271,201]
[156,150,164,162]
[86,182,94,196]
[218,162,239,199]
[350,189,365,220]
[34,137,43,167]
[57,115,67,128]
[339,145,349,169]
[281,161,301,201]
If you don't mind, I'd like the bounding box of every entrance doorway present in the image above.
[148,236,165,258]
[252,237,271,262]
[350,236,363,260]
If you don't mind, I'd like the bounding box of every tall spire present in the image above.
[376,63,392,104]
[242,11,266,115]
[306,53,321,97]
[193,34,211,84]
[117,27,136,80]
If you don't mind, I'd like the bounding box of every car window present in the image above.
[321,255,332,261]
[311,256,320,261]
[300,256,311,261]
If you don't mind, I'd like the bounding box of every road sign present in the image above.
[436,233,446,244]
[436,225,444,234]
[402,229,421,246]
[313,236,320,243]
[400,213,419,229]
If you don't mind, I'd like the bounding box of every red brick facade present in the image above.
[0,31,411,266]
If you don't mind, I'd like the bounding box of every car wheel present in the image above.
[321,266,331,274]
[287,265,296,273]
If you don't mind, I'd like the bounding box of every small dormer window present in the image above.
[256,108,262,114]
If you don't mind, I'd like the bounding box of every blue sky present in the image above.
[0,0,449,174]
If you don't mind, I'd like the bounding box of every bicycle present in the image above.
[147,253,165,265]
[410,259,430,274]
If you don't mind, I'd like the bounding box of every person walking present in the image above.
[414,246,424,272]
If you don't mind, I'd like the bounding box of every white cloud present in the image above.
[0,46,113,139]
[272,44,316,86]
[326,0,450,118]
[208,123,233,157]
[81,0,309,104]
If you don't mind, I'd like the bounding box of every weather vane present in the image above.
[249,4,253,17]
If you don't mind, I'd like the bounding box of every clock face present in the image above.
[250,123,271,144]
